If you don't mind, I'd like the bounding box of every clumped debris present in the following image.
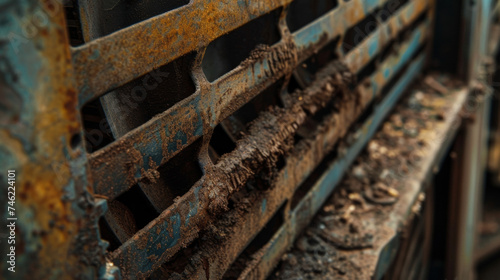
[271,74,464,279]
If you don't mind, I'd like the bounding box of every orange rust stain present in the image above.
[72,0,291,98]
[8,3,100,278]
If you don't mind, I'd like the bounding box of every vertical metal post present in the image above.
[0,0,107,278]
[447,1,493,278]
[449,97,491,279]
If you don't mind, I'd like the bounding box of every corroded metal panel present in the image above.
[0,0,437,279]
[0,0,108,279]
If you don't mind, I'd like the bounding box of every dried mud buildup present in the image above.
[271,74,468,279]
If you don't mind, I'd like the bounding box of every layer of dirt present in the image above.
[270,74,464,279]
[141,50,359,279]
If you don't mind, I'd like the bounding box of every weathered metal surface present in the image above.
[88,1,432,278]
[448,0,494,278]
[173,15,431,280]
[240,52,428,280]
[0,0,107,279]
[271,76,470,280]
[0,0,437,279]
[73,0,291,105]
[345,0,428,73]
[87,0,426,216]
[86,0,422,203]
[89,0,428,202]
[73,0,400,106]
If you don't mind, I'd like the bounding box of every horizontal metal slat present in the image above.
[293,0,391,61]
[72,0,291,106]
[110,15,430,279]
[73,0,398,107]
[346,0,428,73]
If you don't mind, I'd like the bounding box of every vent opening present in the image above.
[81,0,190,39]
[342,13,379,54]
[286,0,339,33]
[81,52,197,153]
[202,9,281,82]
[98,139,203,251]
[81,99,114,153]
[294,36,341,87]
[377,0,411,22]
[139,138,204,212]
[209,78,285,163]
[291,145,339,210]
[100,184,160,251]
[222,202,286,279]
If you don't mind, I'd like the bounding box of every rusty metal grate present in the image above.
[63,0,436,278]
[0,0,434,279]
